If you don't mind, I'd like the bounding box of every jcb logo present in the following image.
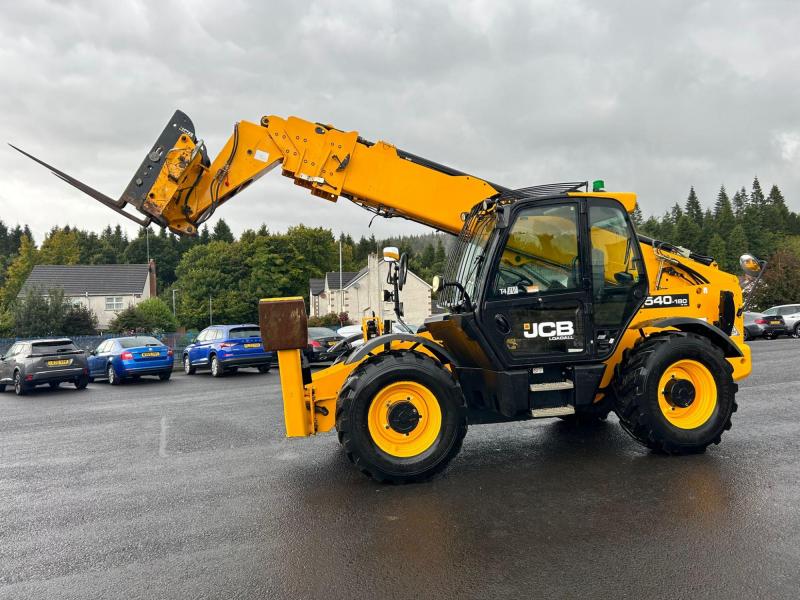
[523,321,575,339]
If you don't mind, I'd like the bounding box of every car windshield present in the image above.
[30,340,79,354]
[228,327,261,339]
[118,337,163,348]
[308,327,339,339]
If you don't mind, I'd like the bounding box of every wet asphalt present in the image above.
[0,339,799,599]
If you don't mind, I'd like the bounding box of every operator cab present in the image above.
[427,182,648,417]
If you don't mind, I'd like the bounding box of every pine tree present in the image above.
[211,219,235,243]
[765,184,790,234]
[706,234,729,270]
[684,187,703,226]
[750,176,766,208]
[714,185,736,235]
[631,204,644,227]
[726,224,748,261]
[732,188,747,219]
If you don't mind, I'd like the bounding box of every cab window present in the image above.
[763,308,777,316]
[589,203,644,328]
[491,203,580,298]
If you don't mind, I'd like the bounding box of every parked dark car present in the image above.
[306,327,345,363]
[88,336,174,385]
[183,324,273,377]
[761,304,800,338]
[743,311,788,341]
[0,338,89,396]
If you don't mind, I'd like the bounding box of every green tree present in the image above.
[751,249,800,311]
[713,186,736,235]
[109,298,177,333]
[706,234,729,271]
[684,187,703,226]
[2,234,37,307]
[211,219,235,243]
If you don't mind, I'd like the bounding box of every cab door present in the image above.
[479,200,592,368]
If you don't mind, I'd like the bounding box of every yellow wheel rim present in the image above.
[657,359,717,429]
[367,381,443,458]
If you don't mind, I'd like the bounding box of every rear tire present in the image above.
[108,364,122,386]
[49,381,60,390]
[0,384,5,393]
[75,375,89,390]
[210,355,224,377]
[614,332,737,454]
[159,370,172,381]
[257,365,271,374]
[14,371,27,396]
[336,352,467,483]
[183,355,196,375]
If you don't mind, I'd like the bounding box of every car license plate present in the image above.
[244,343,261,348]
[770,320,781,325]
[141,352,160,357]
[47,359,71,367]
[327,341,337,347]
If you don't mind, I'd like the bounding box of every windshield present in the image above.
[439,206,495,309]
[119,337,163,348]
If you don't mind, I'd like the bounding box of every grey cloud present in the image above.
[1,0,798,242]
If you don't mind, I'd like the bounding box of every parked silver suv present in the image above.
[762,304,800,338]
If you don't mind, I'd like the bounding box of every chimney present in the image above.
[148,259,157,297]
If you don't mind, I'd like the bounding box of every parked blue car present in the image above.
[183,324,273,377]
[88,336,174,385]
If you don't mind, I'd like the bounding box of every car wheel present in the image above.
[0,384,5,393]
[743,329,751,342]
[159,370,172,381]
[49,381,60,390]
[14,371,27,396]
[108,364,122,386]
[793,324,800,339]
[258,365,271,374]
[75,375,89,390]
[210,355,224,377]
[183,355,196,375]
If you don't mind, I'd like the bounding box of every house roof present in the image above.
[325,271,360,290]
[309,278,325,296]
[19,264,151,297]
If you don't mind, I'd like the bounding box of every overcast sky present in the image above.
[2,0,799,244]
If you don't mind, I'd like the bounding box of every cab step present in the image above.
[531,405,576,418]
[529,380,574,392]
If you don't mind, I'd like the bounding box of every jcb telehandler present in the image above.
[13,110,756,483]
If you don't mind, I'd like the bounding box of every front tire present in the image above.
[614,332,737,454]
[336,352,467,484]
[793,324,800,339]
[183,355,196,375]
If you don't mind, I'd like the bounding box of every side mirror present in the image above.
[431,275,443,293]
[90,350,97,356]
[0,355,4,361]
[383,246,400,263]
[740,254,762,275]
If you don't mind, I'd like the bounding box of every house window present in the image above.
[105,296,124,311]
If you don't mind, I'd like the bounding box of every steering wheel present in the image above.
[397,253,409,291]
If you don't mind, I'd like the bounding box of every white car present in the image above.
[761,304,800,338]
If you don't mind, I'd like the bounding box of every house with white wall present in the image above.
[19,262,156,330]
[309,254,432,326]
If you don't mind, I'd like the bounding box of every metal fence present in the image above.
[0,332,198,356]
